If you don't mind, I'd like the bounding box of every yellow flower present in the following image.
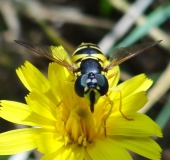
[0,61,162,160]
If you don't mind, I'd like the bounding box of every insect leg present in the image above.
[106,89,133,121]
[117,89,133,120]
[102,90,133,137]
[107,71,119,80]
[102,99,114,137]
[107,71,120,95]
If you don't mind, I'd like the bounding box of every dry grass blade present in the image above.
[139,63,170,113]
[98,0,153,52]
[0,1,20,41]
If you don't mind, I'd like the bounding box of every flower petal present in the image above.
[48,62,71,83]
[107,66,120,88]
[0,100,56,129]
[107,113,162,137]
[36,132,64,154]
[114,74,152,99]
[109,91,148,116]
[51,46,72,65]
[87,138,132,160]
[16,61,50,92]
[84,149,93,160]
[61,144,84,160]
[122,91,148,113]
[0,100,31,124]
[0,128,39,154]
[114,136,162,160]
[25,91,57,121]
[41,144,84,160]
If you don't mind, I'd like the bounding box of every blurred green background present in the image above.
[0,0,170,159]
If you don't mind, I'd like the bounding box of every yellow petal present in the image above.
[122,91,148,113]
[36,132,64,154]
[16,61,50,92]
[114,136,162,160]
[61,144,84,160]
[16,66,31,91]
[23,114,56,130]
[0,128,39,155]
[84,149,93,160]
[25,91,57,121]
[107,66,120,88]
[0,100,31,124]
[51,46,72,65]
[41,144,84,160]
[48,62,71,83]
[48,63,65,97]
[0,100,56,129]
[116,74,152,98]
[48,63,74,100]
[87,138,132,160]
[107,113,162,137]
[111,91,148,115]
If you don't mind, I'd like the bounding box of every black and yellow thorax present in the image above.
[72,43,107,76]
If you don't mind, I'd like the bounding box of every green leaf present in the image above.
[0,155,10,160]
[99,0,113,17]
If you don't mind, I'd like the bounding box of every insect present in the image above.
[15,40,161,113]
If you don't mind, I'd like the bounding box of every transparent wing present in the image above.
[105,40,162,71]
[14,40,76,72]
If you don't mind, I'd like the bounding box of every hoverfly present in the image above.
[14,40,162,113]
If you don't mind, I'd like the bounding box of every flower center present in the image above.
[56,100,113,147]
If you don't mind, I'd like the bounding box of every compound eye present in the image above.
[95,74,108,96]
[95,74,106,87]
[74,74,88,97]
